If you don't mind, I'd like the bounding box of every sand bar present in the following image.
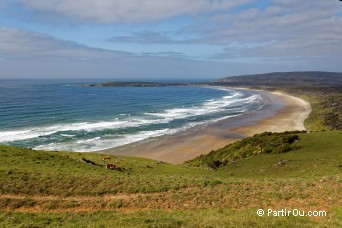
[100,87,311,164]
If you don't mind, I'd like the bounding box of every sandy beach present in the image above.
[101,88,311,164]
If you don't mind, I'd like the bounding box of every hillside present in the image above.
[189,131,304,169]
[0,131,341,227]
[217,71,342,87]
[188,131,341,177]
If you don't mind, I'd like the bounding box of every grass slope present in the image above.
[0,131,341,227]
[189,131,303,169]
[1,209,335,228]
[190,131,341,178]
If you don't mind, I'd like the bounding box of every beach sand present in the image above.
[101,88,311,164]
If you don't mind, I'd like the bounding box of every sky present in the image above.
[0,0,341,79]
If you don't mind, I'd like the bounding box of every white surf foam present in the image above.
[0,118,162,143]
[0,90,262,145]
[61,134,76,137]
[33,113,244,152]
[145,92,260,120]
[34,128,177,152]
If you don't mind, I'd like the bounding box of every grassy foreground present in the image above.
[0,131,341,227]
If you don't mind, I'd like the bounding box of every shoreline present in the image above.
[100,87,311,164]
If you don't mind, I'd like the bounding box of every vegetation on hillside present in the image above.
[217,71,342,87]
[188,131,304,169]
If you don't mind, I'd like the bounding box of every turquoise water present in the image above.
[0,79,264,152]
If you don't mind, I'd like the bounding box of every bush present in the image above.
[276,144,292,153]
[189,132,303,168]
[283,135,299,144]
[263,146,275,154]
[208,160,222,169]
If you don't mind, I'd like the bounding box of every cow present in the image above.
[102,156,111,162]
[106,163,116,170]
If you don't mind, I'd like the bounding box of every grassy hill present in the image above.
[189,131,341,178]
[0,131,341,227]
[217,71,342,87]
[189,131,303,169]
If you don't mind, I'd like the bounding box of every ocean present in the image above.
[0,79,265,152]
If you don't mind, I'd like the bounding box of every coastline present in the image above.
[100,87,311,164]
[232,89,311,136]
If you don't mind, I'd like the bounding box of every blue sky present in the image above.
[0,0,341,79]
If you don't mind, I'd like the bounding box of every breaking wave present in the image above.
[0,86,263,152]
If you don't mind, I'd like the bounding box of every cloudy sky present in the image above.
[0,0,341,79]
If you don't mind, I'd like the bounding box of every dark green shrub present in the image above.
[283,135,299,144]
[190,132,302,168]
[263,146,275,154]
[276,144,291,153]
[208,160,222,169]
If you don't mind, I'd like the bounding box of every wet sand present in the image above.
[100,87,311,164]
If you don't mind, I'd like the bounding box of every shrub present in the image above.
[283,135,299,144]
[276,144,291,154]
[189,132,302,168]
[208,160,222,169]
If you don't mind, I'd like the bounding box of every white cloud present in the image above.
[193,0,342,62]
[0,28,131,60]
[107,30,199,44]
[13,0,252,23]
[1,28,313,79]
[0,27,231,78]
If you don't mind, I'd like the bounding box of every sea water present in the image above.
[0,79,264,152]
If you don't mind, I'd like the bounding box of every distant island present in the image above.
[82,82,191,87]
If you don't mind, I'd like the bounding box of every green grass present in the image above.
[0,131,341,227]
[0,145,223,196]
[1,132,340,197]
[210,131,342,178]
[188,131,302,169]
[2,208,340,228]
